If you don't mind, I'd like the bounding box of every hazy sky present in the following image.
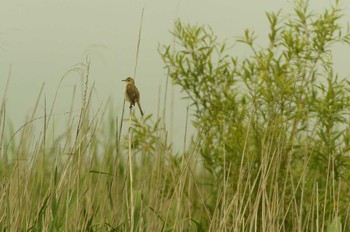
[0,0,349,149]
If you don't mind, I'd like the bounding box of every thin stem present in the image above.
[133,7,145,79]
[128,108,135,231]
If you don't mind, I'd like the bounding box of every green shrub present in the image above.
[160,0,350,230]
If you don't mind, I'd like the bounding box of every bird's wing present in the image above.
[126,85,140,104]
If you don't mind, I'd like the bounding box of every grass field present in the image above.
[1,1,350,231]
[0,61,349,231]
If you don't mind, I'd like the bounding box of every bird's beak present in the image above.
[122,79,126,82]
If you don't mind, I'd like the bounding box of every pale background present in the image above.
[0,0,349,150]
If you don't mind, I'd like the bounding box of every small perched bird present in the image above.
[122,77,144,116]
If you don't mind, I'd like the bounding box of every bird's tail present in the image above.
[137,100,144,116]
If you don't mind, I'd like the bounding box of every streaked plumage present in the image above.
[122,77,144,116]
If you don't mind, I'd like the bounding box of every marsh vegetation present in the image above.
[1,0,350,231]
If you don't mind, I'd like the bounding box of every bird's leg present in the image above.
[129,103,133,109]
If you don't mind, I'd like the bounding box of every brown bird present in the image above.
[122,77,144,116]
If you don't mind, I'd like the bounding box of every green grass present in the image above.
[1,1,350,231]
[0,59,349,231]
[0,71,205,231]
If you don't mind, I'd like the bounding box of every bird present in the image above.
[122,77,144,116]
